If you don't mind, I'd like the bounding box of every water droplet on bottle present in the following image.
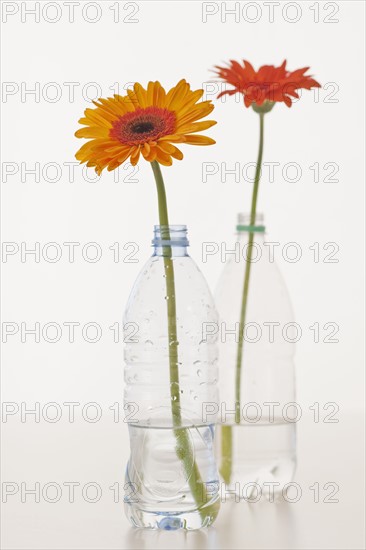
[197,369,202,377]
[145,340,153,346]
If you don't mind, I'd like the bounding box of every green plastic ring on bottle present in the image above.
[236,225,266,233]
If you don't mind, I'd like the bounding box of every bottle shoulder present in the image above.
[215,254,294,319]
[124,253,218,322]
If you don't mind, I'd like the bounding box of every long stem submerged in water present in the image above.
[220,113,265,485]
[151,161,219,522]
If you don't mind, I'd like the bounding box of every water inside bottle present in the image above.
[124,422,220,530]
[217,420,296,498]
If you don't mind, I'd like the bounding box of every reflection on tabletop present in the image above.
[124,498,297,550]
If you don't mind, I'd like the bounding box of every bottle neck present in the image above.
[152,225,189,257]
[236,212,265,236]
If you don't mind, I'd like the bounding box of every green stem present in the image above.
[235,112,264,408]
[151,162,180,423]
[151,161,218,522]
[220,113,265,485]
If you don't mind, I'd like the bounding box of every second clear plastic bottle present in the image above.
[214,214,296,497]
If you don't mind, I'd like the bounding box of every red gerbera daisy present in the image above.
[214,59,321,108]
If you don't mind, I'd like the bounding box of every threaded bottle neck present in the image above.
[152,225,189,256]
[236,213,265,234]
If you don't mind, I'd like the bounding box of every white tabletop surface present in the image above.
[1,412,365,549]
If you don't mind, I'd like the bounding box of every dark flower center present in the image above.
[131,121,155,134]
[109,107,176,146]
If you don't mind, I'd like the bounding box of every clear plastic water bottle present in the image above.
[215,213,296,497]
[123,225,220,529]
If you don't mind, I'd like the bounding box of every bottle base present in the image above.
[125,498,220,530]
[217,422,297,499]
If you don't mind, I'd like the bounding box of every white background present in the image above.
[1,1,365,549]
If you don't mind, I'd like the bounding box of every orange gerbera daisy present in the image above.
[214,59,321,108]
[75,79,216,174]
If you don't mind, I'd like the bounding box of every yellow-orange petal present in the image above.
[153,81,166,107]
[75,127,109,139]
[166,79,189,110]
[165,79,185,105]
[104,144,131,155]
[126,88,139,108]
[142,143,157,162]
[133,82,147,108]
[82,108,113,127]
[176,120,217,133]
[130,146,141,166]
[110,95,136,114]
[157,141,184,160]
[146,81,155,105]
[118,148,133,163]
[176,102,215,126]
[87,158,109,174]
[156,149,173,166]
[96,97,127,117]
[159,134,186,143]
[75,139,106,161]
[182,135,216,145]
[107,159,123,171]
[172,89,205,116]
